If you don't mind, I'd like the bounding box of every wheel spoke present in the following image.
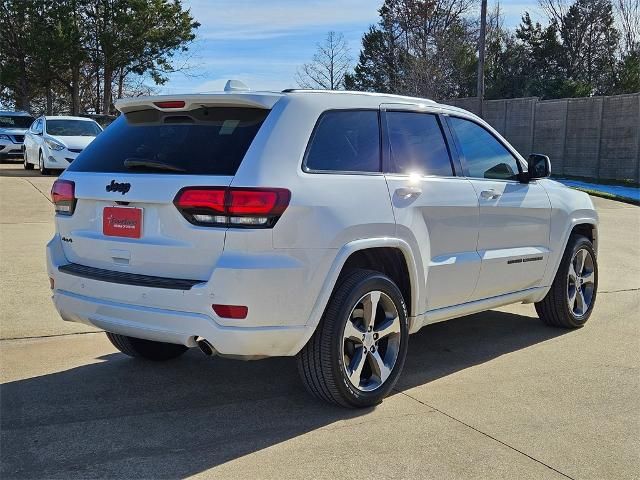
[362,291,380,331]
[347,347,366,386]
[374,315,400,340]
[368,349,391,384]
[343,319,365,343]
[576,249,586,275]
[575,288,586,315]
[568,262,577,282]
[568,287,577,310]
[581,270,595,285]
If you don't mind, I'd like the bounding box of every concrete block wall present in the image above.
[598,94,640,182]
[483,99,507,135]
[563,97,603,178]
[442,93,640,183]
[532,100,568,175]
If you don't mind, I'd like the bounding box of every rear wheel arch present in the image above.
[340,247,413,318]
[293,238,421,357]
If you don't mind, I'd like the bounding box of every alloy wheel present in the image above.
[341,291,402,392]
[567,248,596,318]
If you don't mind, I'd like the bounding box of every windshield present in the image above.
[0,115,35,129]
[67,107,270,175]
[46,120,102,136]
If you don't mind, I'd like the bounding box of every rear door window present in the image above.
[304,110,380,173]
[385,112,453,176]
[67,107,270,175]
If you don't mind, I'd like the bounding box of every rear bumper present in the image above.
[53,289,308,357]
[46,233,325,357]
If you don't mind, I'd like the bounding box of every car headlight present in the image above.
[45,139,66,151]
[0,134,10,140]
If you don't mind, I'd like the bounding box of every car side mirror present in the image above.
[527,154,551,180]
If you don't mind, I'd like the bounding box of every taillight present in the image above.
[51,179,76,215]
[174,187,290,228]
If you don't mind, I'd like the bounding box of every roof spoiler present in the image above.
[115,92,281,114]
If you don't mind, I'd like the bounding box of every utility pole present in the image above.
[477,0,488,118]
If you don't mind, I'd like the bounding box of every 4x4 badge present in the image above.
[106,180,131,195]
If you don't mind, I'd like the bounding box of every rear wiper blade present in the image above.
[123,158,186,172]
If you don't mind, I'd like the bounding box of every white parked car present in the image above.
[0,110,35,161]
[23,115,103,174]
[46,86,599,407]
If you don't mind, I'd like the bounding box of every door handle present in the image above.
[395,186,422,199]
[480,189,502,200]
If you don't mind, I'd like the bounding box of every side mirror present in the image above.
[527,154,551,180]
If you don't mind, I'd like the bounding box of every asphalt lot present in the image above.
[1,162,638,479]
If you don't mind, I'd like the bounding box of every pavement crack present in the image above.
[599,288,639,294]
[0,331,101,342]
[395,389,576,480]
[23,178,53,204]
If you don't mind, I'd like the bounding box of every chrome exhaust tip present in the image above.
[196,337,216,357]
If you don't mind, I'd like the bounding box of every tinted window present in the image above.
[33,119,43,134]
[0,115,34,128]
[68,107,270,175]
[46,120,102,136]
[304,110,380,172]
[386,112,452,176]
[449,117,520,180]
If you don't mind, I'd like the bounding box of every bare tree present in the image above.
[614,0,640,52]
[296,31,351,90]
[539,0,571,26]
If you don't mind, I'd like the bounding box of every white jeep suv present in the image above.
[46,88,598,407]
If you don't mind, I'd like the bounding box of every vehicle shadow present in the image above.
[1,309,570,478]
[0,163,60,177]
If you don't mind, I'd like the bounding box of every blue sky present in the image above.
[160,0,543,94]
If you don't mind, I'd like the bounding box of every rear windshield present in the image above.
[0,115,35,128]
[67,107,270,175]
[46,120,102,136]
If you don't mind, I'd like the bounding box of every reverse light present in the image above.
[174,187,290,228]
[51,179,76,215]
[154,100,186,109]
[212,304,248,319]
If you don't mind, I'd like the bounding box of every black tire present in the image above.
[535,235,598,328]
[23,151,33,170]
[297,269,409,408]
[38,151,50,175]
[106,332,188,361]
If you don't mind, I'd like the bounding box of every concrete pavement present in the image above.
[1,163,638,479]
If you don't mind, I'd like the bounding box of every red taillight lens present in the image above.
[51,179,76,215]
[153,100,186,109]
[174,187,290,228]
[228,188,290,215]
[212,304,248,319]
[175,188,226,213]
